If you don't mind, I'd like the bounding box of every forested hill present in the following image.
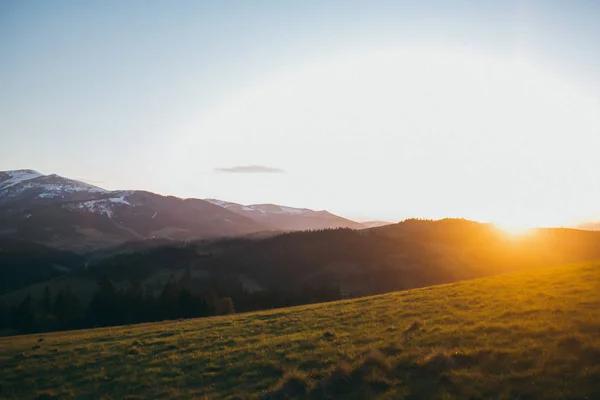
[0,238,84,296]
[4,219,600,335]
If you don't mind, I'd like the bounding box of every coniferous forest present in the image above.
[0,275,342,335]
[0,279,233,335]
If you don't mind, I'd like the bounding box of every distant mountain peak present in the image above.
[0,170,106,196]
[0,169,44,190]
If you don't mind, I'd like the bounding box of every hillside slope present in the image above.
[2,262,599,399]
[579,221,600,231]
[6,219,600,314]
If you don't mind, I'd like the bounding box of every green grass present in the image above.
[2,262,600,399]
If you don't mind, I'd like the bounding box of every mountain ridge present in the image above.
[0,169,367,250]
[0,170,266,250]
[204,198,365,230]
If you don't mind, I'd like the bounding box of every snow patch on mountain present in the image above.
[70,200,113,217]
[204,198,237,208]
[25,181,105,198]
[205,199,314,216]
[34,178,105,193]
[0,170,43,190]
[108,195,130,205]
[64,195,132,218]
[247,204,311,215]
[38,192,60,198]
[277,206,306,215]
[1,170,107,200]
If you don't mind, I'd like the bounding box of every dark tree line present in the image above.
[0,278,234,335]
[0,286,83,334]
[227,282,342,313]
[0,277,341,336]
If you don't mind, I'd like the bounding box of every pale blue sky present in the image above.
[2,1,600,225]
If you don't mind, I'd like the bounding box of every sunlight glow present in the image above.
[186,47,600,225]
[493,221,536,236]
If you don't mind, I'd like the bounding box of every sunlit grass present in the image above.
[1,262,599,399]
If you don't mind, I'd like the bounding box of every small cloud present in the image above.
[214,165,286,174]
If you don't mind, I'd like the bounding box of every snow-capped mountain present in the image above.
[204,199,365,231]
[0,170,264,250]
[0,169,367,250]
[0,170,44,190]
[0,170,106,207]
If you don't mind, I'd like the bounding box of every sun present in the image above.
[493,220,536,236]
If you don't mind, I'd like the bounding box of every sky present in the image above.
[2,1,600,228]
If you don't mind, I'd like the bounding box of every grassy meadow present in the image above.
[1,262,600,399]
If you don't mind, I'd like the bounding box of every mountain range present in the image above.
[0,169,386,251]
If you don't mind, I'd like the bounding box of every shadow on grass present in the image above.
[294,349,470,400]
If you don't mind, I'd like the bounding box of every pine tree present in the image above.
[0,301,8,330]
[159,280,181,320]
[87,276,118,326]
[124,279,144,324]
[13,295,35,333]
[177,288,194,319]
[220,297,235,315]
[43,286,52,315]
[54,286,82,329]
[142,288,157,322]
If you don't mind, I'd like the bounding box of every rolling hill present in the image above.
[1,261,599,399]
[5,218,600,319]
[358,220,394,229]
[578,221,600,231]
[79,219,600,298]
